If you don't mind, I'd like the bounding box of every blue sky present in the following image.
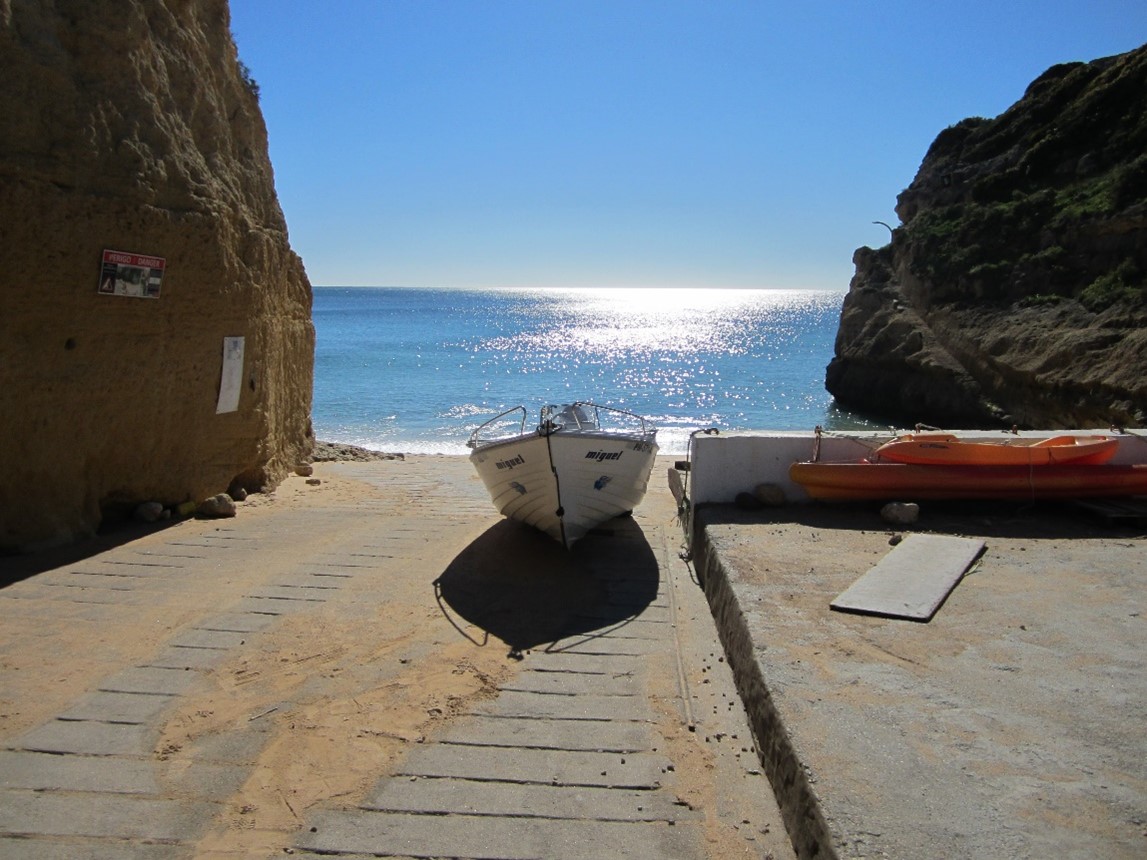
[229,1,1146,289]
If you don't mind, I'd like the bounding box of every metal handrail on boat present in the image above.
[542,401,654,437]
[469,402,655,448]
[467,406,528,448]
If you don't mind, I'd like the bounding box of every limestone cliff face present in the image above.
[1,0,314,550]
[827,45,1147,429]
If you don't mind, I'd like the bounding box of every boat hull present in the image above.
[873,434,1119,467]
[469,430,658,547]
[790,461,1147,501]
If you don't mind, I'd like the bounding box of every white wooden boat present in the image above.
[467,402,659,548]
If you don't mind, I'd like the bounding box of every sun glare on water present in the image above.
[311,286,857,455]
[484,287,828,362]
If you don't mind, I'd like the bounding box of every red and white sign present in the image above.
[98,249,166,298]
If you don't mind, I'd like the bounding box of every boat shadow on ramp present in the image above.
[433,516,660,657]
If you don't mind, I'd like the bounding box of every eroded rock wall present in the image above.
[827,45,1147,429]
[1,0,314,550]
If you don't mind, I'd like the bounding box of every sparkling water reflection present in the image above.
[313,286,871,455]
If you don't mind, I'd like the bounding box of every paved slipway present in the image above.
[0,457,793,860]
[691,495,1146,860]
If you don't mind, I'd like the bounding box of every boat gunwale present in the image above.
[468,401,657,451]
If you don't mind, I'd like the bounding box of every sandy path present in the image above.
[0,455,794,859]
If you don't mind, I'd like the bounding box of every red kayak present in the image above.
[790,461,1147,501]
[871,434,1119,467]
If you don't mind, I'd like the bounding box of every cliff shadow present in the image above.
[0,519,185,589]
[433,515,660,655]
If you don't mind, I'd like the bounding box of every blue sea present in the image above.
[312,286,874,455]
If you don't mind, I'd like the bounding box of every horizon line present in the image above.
[310,283,849,291]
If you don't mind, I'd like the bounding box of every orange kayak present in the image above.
[872,434,1119,467]
[790,461,1147,501]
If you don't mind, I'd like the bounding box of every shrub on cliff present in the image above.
[896,44,1147,313]
[830,44,1147,429]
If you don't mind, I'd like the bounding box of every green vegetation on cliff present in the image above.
[828,45,1147,430]
[897,48,1147,312]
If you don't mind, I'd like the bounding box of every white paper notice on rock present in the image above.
[216,336,245,414]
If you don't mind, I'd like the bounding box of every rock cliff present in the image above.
[827,45,1147,429]
[1,0,314,550]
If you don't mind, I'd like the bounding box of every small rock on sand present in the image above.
[754,483,786,506]
[198,494,237,518]
[134,501,165,522]
[881,501,919,525]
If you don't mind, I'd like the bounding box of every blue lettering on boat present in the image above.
[496,454,526,470]
[585,450,622,462]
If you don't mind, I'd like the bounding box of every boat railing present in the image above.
[467,406,528,448]
[543,401,655,437]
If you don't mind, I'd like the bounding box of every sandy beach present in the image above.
[0,454,794,859]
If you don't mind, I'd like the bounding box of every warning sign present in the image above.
[98,249,166,299]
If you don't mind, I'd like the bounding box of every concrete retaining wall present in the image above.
[690,509,837,860]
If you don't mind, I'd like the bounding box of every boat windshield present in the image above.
[547,403,597,430]
[542,402,654,438]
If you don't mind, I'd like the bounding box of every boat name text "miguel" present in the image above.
[495,454,526,470]
[585,450,622,462]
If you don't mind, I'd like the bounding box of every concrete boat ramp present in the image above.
[685,429,1146,858]
[2,432,1145,858]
